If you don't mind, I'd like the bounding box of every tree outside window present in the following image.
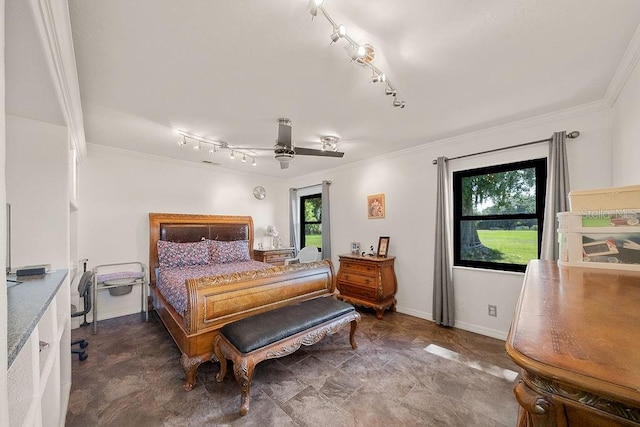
[300,194,322,250]
[453,158,547,272]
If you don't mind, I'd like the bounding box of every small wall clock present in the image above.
[253,186,266,200]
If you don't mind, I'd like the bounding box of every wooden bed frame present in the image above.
[148,213,336,390]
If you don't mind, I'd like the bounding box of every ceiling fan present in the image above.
[270,118,344,169]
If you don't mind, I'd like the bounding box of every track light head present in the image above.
[252,157,257,166]
[393,99,406,108]
[178,136,188,146]
[385,87,397,96]
[242,154,247,163]
[372,73,386,83]
[229,150,235,160]
[193,142,201,151]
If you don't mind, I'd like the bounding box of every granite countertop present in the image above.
[7,269,68,367]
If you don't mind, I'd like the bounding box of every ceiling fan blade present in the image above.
[295,147,345,158]
[277,120,292,149]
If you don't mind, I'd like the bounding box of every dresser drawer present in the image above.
[338,282,378,300]
[340,260,377,276]
[338,272,377,288]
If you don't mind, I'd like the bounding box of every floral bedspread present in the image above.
[156,260,271,316]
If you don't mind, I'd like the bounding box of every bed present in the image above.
[148,213,336,390]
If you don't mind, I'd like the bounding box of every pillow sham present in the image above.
[208,239,251,264]
[157,240,209,268]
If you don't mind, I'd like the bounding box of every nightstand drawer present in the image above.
[264,252,291,262]
[254,248,295,265]
[338,282,377,300]
[340,261,377,276]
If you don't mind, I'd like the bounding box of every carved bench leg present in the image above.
[349,319,359,349]
[213,336,227,382]
[233,358,256,417]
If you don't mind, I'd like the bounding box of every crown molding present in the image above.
[29,0,87,162]
[603,22,640,107]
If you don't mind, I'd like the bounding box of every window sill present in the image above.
[452,265,525,277]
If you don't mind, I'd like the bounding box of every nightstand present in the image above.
[253,248,295,265]
[336,254,397,319]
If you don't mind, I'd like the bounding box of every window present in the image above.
[453,158,547,272]
[300,194,322,250]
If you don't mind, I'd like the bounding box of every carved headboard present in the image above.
[148,213,254,286]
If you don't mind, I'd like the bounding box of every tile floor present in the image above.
[66,308,519,426]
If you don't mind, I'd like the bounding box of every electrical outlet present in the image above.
[488,305,497,317]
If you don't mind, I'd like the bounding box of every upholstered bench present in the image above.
[213,296,361,416]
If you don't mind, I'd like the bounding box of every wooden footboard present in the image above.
[150,259,336,390]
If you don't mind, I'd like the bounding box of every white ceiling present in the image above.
[35,1,640,177]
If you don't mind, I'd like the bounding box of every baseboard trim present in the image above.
[396,305,508,340]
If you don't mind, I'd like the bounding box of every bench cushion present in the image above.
[220,297,355,354]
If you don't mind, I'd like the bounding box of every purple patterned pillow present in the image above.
[207,240,251,264]
[157,240,209,268]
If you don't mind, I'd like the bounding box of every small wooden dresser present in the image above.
[336,254,397,319]
[253,248,295,265]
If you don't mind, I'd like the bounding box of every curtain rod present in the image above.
[291,180,332,191]
[431,130,580,165]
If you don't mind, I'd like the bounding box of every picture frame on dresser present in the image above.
[377,236,390,257]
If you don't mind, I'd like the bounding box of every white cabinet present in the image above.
[7,270,70,427]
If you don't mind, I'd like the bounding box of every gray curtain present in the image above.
[540,131,570,260]
[433,157,454,327]
[321,181,332,260]
[288,188,299,253]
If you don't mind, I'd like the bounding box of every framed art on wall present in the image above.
[377,236,390,257]
[367,194,385,219]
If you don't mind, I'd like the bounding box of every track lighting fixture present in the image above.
[308,0,405,108]
[176,129,257,167]
[393,99,406,109]
[372,73,386,83]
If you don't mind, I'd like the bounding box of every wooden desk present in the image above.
[506,260,640,426]
[336,254,397,319]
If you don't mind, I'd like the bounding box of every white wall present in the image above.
[291,108,613,339]
[78,145,290,320]
[0,1,8,421]
[612,57,640,186]
[6,115,70,269]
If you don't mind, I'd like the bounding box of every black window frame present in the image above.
[453,158,547,273]
[300,193,322,250]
